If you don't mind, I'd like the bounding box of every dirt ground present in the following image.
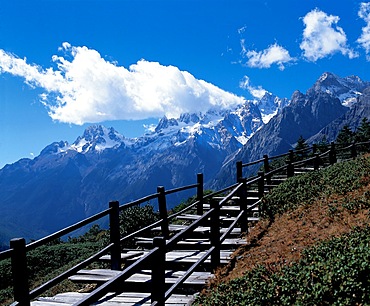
[208,182,370,287]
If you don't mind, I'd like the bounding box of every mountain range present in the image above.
[1,72,370,249]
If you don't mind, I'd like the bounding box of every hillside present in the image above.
[195,155,370,305]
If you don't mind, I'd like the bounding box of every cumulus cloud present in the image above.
[300,9,358,61]
[0,43,245,124]
[243,43,294,71]
[357,2,370,60]
[239,76,268,99]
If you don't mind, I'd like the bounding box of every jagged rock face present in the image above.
[308,86,370,143]
[307,72,370,107]
[212,73,368,188]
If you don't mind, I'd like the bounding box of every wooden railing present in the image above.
[1,140,370,305]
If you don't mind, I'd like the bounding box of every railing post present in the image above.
[286,160,294,178]
[329,142,337,165]
[289,149,294,163]
[314,153,320,170]
[236,161,243,183]
[151,237,166,305]
[351,142,357,159]
[157,186,169,239]
[239,179,248,234]
[257,171,265,199]
[312,144,317,154]
[109,201,121,271]
[197,173,204,215]
[10,238,30,306]
[263,155,271,185]
[210,199,220,271]
[263,155,270,173]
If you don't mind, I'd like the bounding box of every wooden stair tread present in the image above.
[151,224,244,234]
[126,270,213,285]
[135,237,247,250]
[34,292,195,305]
[69,268,213,285]
[176,214,243,221]
[99,250,144,262]
[202,204,259,211]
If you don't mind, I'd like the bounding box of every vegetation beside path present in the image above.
[195,155,370,305]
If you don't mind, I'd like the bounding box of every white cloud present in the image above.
[239,76,268,99]
[300,9,358,61]
[357,2,370,60]
[243,43,294,71]
[0,43,245,124]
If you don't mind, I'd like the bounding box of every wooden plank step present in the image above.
[69,268,212,286]
[151,224,209,234]
[175,214,238,221]
[102,292,195,305]
[135,237,247,249]
[126,250,233,268]
[213,196,240,200]
[69,269,120,283]
[151,224,243,235]
[202,204,259,211]
[126,270,213,286]
[34,291,195,305]
[34,292,90,304]
[99,250,144,262]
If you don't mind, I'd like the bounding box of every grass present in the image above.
[194,155,370,305]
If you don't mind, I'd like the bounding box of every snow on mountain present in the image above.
[310,72,370,107]
[254,92,290,124]
[70,125,126,153]
[39,72,370,160]
[2,72,370,247]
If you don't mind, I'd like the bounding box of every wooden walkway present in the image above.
[32,194,256,306]
[3,141,364,305]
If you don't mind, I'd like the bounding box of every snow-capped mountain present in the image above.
[0,100,264,246]
[1,72,370,247]
[45,102,265,159]
[213,72,370,188]
[254,92,290,124]
[70,125,127,153]
[308,72,370,107]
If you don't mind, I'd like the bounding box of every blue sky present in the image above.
[1,0,370,168]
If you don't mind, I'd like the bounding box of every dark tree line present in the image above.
[336,117,370,145]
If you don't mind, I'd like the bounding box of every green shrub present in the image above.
[262,156,370,218]
[194,226,370,306]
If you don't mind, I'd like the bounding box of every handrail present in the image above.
[118,192,159,212]
[292,155,317,167]
[119,219,163,243]
[204,182,240,199]
[4,138,370,305]
[29,242,114,299]
[0,248,12,261]
[218,183,243,207]
[265,163,288,178]
[220,211,244,243]
[241,157,264,167]
[164,183,199,195]
[267,151,291,161]
[163,246,215,302]
[168,200,199,220]
[27,208,112,251]
[166,209,215,249]
[73,246,160,306]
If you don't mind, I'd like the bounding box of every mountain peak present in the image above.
[309,72,369,107]
[154,116,179,133]
[254,92,290,124]
[71,125,125,153]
